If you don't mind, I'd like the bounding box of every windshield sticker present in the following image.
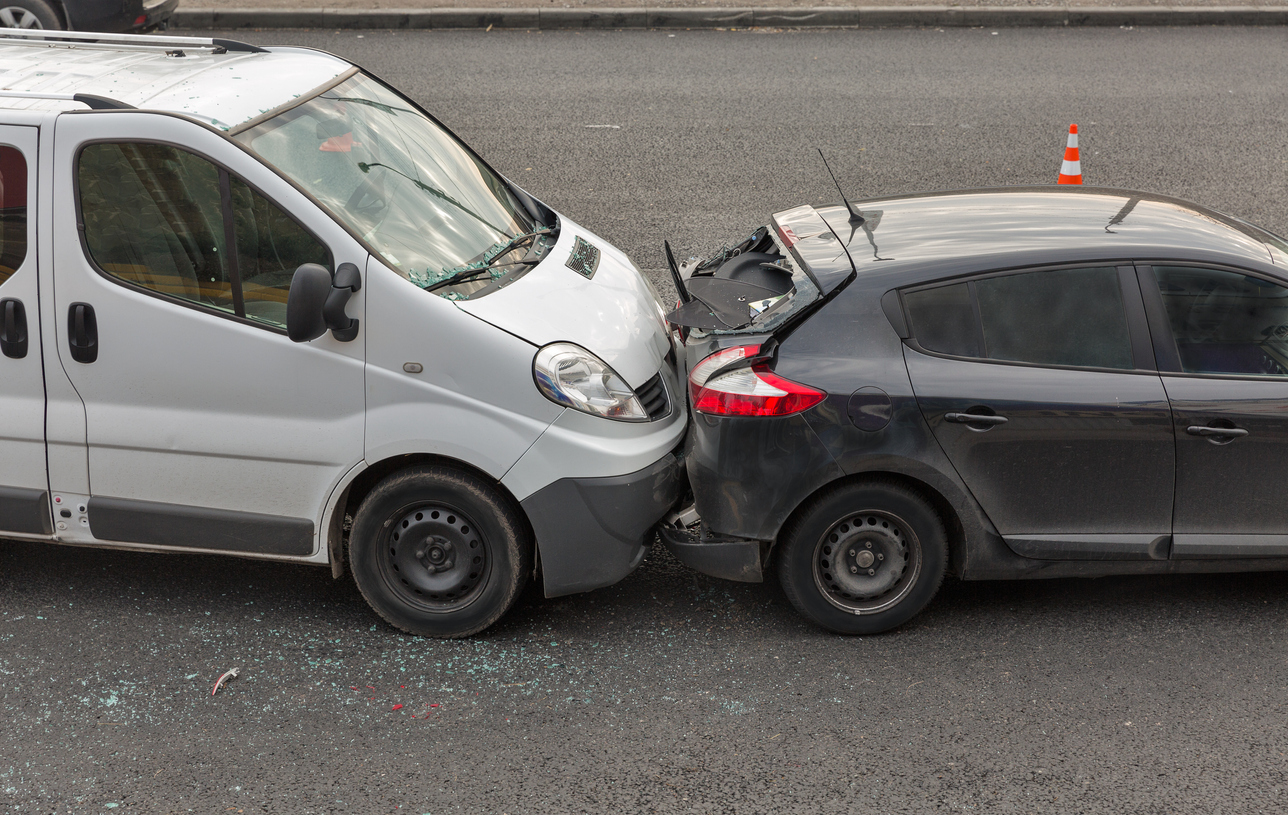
[567,237,601,279]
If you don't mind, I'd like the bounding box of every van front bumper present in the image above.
[520,452,683,597]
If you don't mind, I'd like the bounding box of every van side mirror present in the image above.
[287,262,363,343]
[286,263,332,342]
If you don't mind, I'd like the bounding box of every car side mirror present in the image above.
[287,262,363,343]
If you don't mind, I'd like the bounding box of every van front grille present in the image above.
[636,372,670,421]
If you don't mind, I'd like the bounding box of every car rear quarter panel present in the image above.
[773,280,1015,577]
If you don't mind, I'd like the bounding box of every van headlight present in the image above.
[533,342,648,422]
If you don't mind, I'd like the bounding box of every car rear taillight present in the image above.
[689,345,826,417]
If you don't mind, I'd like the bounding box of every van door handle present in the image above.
[67,302,98,364]
[945,412,1008,426]
[0,298,26,359]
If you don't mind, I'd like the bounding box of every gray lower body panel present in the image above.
[88,496,314,556]
[1172,534,1288,559]
[658,525,763,582]
[0,486,52,536]
[522,453,683,598]
[1004,533,1171,561]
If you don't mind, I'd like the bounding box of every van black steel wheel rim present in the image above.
[379,503,491,612]
[812,510,922,615]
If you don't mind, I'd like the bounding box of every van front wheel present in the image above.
[349,466,531,638]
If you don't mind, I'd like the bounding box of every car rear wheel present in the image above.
[0,0,61,29]
[778,481,947,634]
[350,465,531,638]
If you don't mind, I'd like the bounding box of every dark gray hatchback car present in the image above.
[661,186,1288,634]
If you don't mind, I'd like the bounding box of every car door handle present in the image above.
[0,297,26,359]
[67,302,98,364]
[945,412,1009,426]
[1186,425,1248,439]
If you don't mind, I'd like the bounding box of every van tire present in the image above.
[778,480,947,635]
[0,0,62,29]
[349,465,530,638]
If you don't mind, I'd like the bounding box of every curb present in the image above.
[171,5,1288,29]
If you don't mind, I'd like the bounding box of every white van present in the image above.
[0,29,686,637]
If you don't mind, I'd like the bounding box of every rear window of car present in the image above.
[903,266,1134,370]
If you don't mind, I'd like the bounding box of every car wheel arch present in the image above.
[772,470,967,577]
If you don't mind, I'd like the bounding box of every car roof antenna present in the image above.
[818,149,864,226]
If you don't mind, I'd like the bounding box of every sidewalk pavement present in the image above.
[173,0,1288,28]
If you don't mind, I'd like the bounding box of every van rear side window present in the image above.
[77,142,331,328]
[0,145,27,287]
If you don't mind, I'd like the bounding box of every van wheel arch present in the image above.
[772,471,965,578]
[328,454,535,581]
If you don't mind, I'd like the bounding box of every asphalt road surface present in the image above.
[6,26,1288,814]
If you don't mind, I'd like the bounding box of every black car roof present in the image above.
[822,186,1286,288]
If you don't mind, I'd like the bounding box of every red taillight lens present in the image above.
[689,345,826,417]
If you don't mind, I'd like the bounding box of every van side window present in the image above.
[229,176,330,328]
[78,143,330,329]
[79,143,237,314]
[0,145,28,287]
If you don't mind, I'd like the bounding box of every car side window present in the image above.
[1154,266,1288,377]
[78,142,330,329]
[904,266,1134,370]
[902,282,979,358]
[0,145,27,288]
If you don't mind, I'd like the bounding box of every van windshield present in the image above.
[234,73,547,296]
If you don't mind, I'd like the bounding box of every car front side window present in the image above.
[78,142,330,329]
[904,266,1134,370]
[1154,265,1288,377]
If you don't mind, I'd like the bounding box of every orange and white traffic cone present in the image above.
[1058,124,1082,185]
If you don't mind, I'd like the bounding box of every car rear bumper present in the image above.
[658,518,764,582]
[686,412,845,542]
[520,451,683,598]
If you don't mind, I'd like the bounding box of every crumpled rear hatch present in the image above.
[665,204,855,337]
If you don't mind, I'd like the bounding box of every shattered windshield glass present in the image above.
[234,73,552,298]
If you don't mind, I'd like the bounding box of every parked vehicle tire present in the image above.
[0,0,61,29]
[350,465,531,638]
[778,480,948,635]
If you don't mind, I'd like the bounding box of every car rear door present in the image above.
[900,264,1176,560]
[45,111,366,557]
[0,124,49,538]
[1139,264,1288,558]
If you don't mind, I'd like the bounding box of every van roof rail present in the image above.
[0,90,134,110]
[0,27,267,54]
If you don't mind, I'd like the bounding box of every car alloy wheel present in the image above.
[0,0,60,29]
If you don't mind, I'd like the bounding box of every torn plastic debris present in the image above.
[211,667,240,696]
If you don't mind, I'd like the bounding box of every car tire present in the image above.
[349,465,531,638]
[0,0,62,29]
[778,480,947,635]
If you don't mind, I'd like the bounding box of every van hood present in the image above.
[453,218,672,388]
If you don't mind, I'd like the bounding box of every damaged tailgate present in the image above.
[665,205,856,335]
